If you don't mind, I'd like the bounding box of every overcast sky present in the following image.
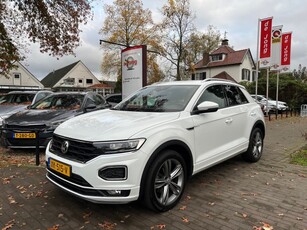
[22,0,306,81]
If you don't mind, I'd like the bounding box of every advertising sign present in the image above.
[271,25,282,71]
[121,45,147,99]
[280,32,292,72]
[259,17,273,68]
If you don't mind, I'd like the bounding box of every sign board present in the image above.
[121,45,147,99]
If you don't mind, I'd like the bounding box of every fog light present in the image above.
[105,190,130,197]
[107,190,122,195]
[98,166,127,181]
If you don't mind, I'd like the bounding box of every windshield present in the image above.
[31,94,84,110]
[0,93,34,105]
[113,85,199,112]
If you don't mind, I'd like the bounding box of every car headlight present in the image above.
[93,138,146,154]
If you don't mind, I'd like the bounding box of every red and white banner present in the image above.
[271,25,282,71]
[280,32,292,72]
[121,45,147,99]
[259,17,273,68]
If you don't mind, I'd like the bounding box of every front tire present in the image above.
[142,150,187,212]
[242,128,264,162]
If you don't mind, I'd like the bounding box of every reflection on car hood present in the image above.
[55,109,180,141]
[5,109,80,125]
[0,105,27,116]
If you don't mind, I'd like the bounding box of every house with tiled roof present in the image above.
[41,60,101,91]
[191,39,256,83]
[0,61,43,92]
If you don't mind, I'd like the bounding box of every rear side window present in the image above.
[224,85,248,106]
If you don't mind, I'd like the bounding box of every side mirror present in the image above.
[192,101,219,115]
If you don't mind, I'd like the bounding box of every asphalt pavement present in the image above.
[1,116,307,230]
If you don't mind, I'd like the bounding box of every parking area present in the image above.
[1,117,307,230]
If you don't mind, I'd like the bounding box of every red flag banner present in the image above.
[280,32,292,72]
[259,17,273,68]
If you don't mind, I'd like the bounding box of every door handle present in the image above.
[225,118,233,124]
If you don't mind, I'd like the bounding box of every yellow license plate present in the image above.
[14,132,36,139]
[49,158,71,177]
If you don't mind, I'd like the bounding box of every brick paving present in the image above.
[1,117,307,230]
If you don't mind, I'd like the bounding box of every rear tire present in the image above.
[142,149,187,212]
[242,128,264,162]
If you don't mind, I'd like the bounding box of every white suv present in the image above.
[46,79,265,212]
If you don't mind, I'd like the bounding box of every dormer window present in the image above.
[210,54,224,62]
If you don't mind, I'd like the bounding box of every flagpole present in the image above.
[255,18,260,97]
[266,68,269,117]
[276,70,279,116]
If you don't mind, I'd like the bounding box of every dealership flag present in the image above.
[280,32,292,73]
[271,25,282,71]
[259,17,273,68]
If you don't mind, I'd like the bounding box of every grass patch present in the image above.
[290,145,307,166]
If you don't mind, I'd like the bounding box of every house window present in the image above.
[191,74,195,80]
[64,78,75,85]
[241,68,250,81]
[79,79,83,83]
[86,79,93,84]
[201,72,206,80]
[14,73,20,79]
[210,54,223,62]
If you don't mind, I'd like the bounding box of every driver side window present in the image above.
[196,85,226,109]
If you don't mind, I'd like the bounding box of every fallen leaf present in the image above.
[208,202,215,206]
[179,205,186,210]
[47,224,59,230]
[296,217,303,220]
[2,219,15,230]
[278,213,284,216]
[98,221,116,230]
[182,217,189,223]
[156,224,166,229]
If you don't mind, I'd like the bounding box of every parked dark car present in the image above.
[104,93,122,107]
[0,90,52,126]
[1,92,107,148]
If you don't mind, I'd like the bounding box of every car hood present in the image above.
[5,109,80,125]
[55,109,180,141]
[0,105,27,117]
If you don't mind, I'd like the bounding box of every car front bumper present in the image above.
[45,143,148,204]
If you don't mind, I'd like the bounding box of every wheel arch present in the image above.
[139,140,194,197]
[252,120,265,138]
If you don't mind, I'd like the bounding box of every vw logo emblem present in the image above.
[61,141,69,154]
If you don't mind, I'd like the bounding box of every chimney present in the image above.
[202,52,210,66]
[221,39,229,46]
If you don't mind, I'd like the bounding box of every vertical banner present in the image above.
[280,32,292,73]
[259,17,273,68]
[121,45,147,99]
[271,25,283,71]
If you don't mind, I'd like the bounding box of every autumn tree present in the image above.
[160,0,195,80]
[0,0,92,77]
[99,0,163,87]
[185,25,221,73]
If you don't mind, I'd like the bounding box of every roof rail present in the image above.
[201,78,235,83]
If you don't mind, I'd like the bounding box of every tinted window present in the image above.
[224,85,248,106]
[107,95,122,103]
[196,85,226,109]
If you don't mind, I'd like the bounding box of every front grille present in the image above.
[6,124,47,130]
[51,134,102,163]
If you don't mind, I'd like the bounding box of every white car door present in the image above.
[192,84,249,173]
